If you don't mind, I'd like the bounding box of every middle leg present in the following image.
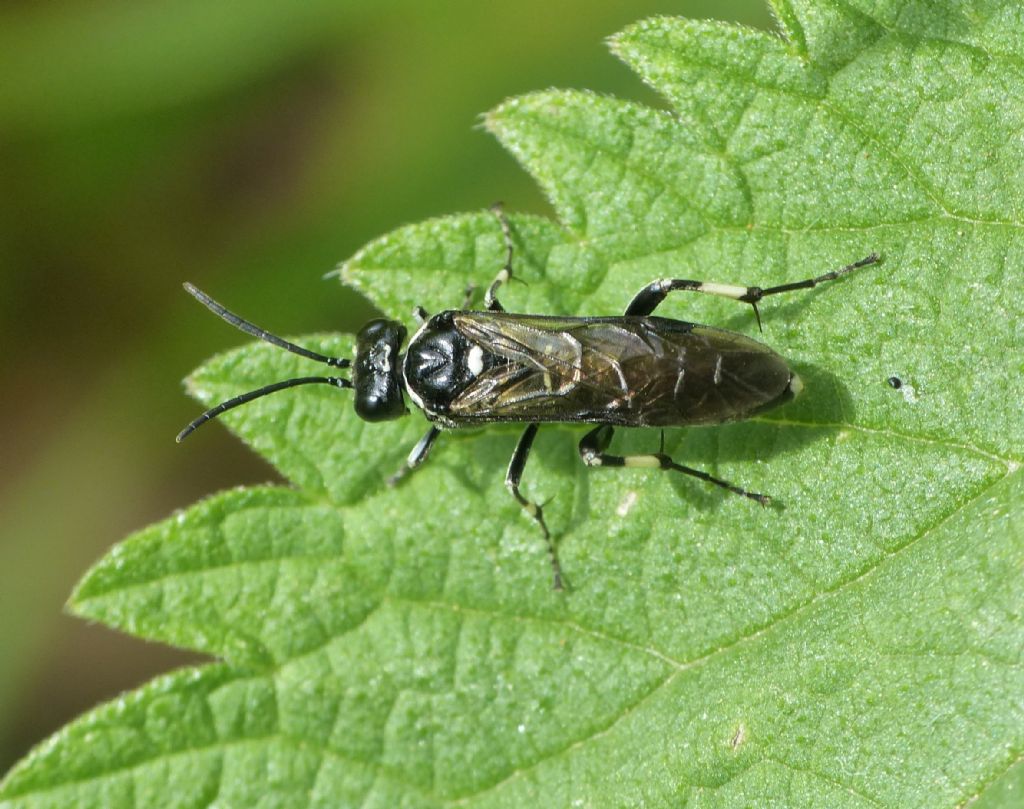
[506,423,563,590]
[387,425,442,487]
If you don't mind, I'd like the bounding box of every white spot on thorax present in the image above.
[713,355,723,386]
[467,344,484,376]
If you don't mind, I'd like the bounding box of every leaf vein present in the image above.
[450,468,1017,802]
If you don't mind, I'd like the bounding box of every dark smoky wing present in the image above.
[446,313,587,419]
[446,313,674,422]
[448,362,555,417]
[445,313,791,426]
[453,313,584,377]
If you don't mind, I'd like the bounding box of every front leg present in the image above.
[484,202,515,312]
[506,424,563,590]
[387,425,442,487]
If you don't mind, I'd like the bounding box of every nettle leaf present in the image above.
[5,2,1023,807]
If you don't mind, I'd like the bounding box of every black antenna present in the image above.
[176,376,352,442]
[183,283,350,369]
[178,283,353,441]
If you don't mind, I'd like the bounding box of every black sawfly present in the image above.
[179,206,879,589]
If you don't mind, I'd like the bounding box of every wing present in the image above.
[446,313,674,422]
[446,312,793,427]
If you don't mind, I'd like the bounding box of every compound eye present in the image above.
[353,319,407,421]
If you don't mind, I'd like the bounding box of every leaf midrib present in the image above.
[78,406,1016,674]
[753,416,1022,469]
[444,465,1022,804]
[69,456,1018,806]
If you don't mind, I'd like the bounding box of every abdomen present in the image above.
[615,320,795,427]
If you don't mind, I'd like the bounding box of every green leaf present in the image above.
[5,1,1023,806]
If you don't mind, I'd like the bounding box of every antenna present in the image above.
[178,284,353,441]
[176,376,351,442]
[183,283,350,368]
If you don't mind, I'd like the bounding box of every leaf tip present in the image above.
[607,14,664,49]
[65,587,104,630]
[481,97,516,137]
[64,540,129,619]
[483,92,556,153]
[607,15,678,70]
[766,0,808,56]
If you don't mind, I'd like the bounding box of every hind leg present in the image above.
[578,425,769,505]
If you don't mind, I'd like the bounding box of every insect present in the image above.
[179,206,879,589]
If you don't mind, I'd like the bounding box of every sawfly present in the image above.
[179,206,879,588]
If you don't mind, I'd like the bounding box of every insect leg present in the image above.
[506,423,563,590]
[578,425,770,506]
[484,202,514,312]
[624,254,880,330]
[387,426,442,487]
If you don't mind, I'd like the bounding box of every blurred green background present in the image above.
[0,0,770,772]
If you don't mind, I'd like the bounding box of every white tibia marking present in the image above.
[698,281,749,300]
[623,455,664,469]
[407,430,434,464]
[467,344,485,376]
